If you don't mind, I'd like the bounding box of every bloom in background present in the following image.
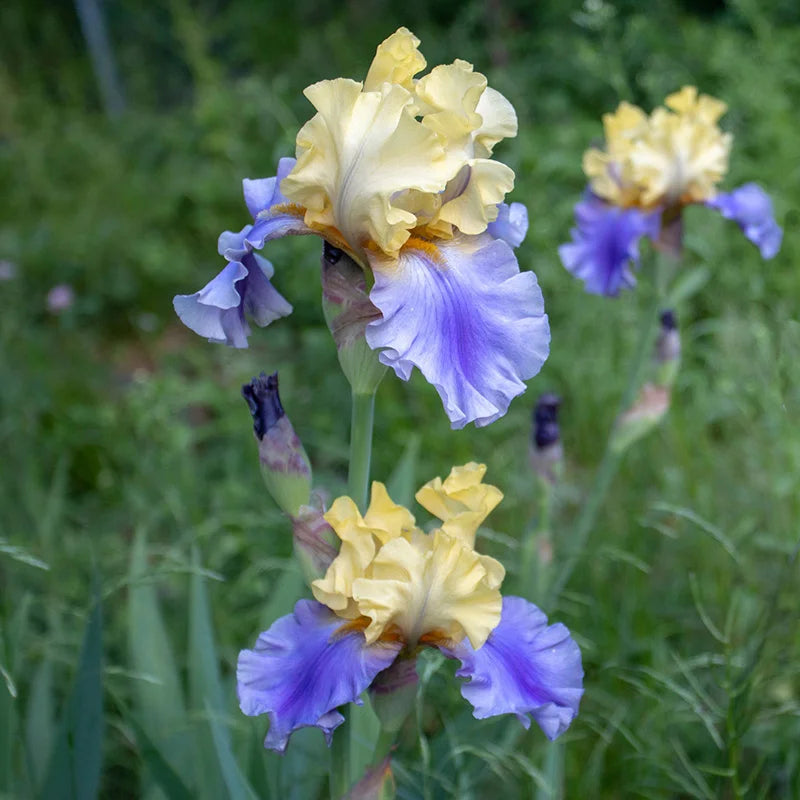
[175,28,549,429]
[47,284,75,313]
[237,463,583,752]
[559,87,782,296]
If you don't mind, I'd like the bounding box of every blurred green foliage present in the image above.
[1,0,799,797]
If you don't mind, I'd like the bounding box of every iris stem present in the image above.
[535,740,563,800]
[330,388,377,800]
[520,475,554,603]
[348,391,376,510]
[548,246,671,605]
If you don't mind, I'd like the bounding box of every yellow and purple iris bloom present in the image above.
[559,87,782,296]
[237,463,583,752]
[174,28,548,428]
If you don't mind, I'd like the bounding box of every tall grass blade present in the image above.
[40,584,104,800]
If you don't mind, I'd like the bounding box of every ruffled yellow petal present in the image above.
[281,78,453,258]
[631,107,731,206]
[311,482,418,613]
[364,27,426,92]
[436,158,514,235]
[583,92,731,209]
[363,481,417,544]
[664,86,727,125]
[352,529,502,648]
[474,87,518,158]
[415,462,503,547]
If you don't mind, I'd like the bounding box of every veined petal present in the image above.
[366,234,550,429]
[442,595,583,740]
[237,600,401,753]
[559,194,660,297]
[415,463,503,548]
[706,183,782,259]
[487,202,528,248]
[173,249,292,348]
[281,78,452,258]
[352,529,502,648]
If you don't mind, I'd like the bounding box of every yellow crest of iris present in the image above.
[312,463,505,650]
[279,28,518,264]
[583,86,732,210]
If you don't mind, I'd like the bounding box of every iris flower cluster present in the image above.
[175,27,549,429]
[559,87,782,295]
[237,463,583,752]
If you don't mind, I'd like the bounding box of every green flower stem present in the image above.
[520,476,554,604]
[548,247,671,605]
[330,388,377,800]
[348,390,376,511]
[535,740,564,800]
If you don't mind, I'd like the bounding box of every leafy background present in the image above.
[1,0,799,797]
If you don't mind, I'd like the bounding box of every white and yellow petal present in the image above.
[364,27,426,92]
[281,78,453,259]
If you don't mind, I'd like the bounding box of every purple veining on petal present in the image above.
[706,183,782,259]
[237,600,401,753]
[488,202,529,249]
[559,193,660,296]
[440,595,583,741]
[365,234,550,429]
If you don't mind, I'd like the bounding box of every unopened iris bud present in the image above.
[611,309,680,453]
[321,243,387,395]
[242,372,312,517]
[529,393,563,484]
[655,309,681,387]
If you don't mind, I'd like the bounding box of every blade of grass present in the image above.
[40,582,104,800]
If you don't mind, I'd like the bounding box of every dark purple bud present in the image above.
[242,371,311,516]
[533,393,561,449]
[660,309,677,331]
[655,308,680,377]
[242,372,284,440]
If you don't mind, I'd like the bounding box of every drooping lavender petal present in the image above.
[487,202,529,248]
[441,595,583,740]
[173,227,292,348]
[237,599,402,753]
[365,234,550,429]
[559,193,660,296]
[706,183,782,259]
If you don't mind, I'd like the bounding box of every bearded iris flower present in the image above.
[559,87,782,296]
[237,463,583,752]
[174,28,549,428]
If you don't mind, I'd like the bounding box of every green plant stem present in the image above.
[348,391,376,511]
[548,249,669,605]
[536,740,563,800]
[330,388,377,800]
[520,476,553,603]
